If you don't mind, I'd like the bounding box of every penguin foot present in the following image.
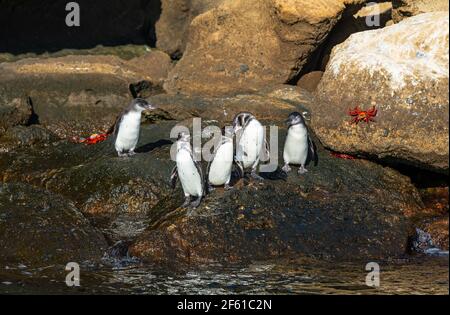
[208,185,215,192]
[224,183,232,190]
[282,164,291,173]
[127,150,136,157]
[182,196,191,208]
[186,208,196,217]
[250,172,264,181]
[298,166,308,174]
[190,197,202,209]
[117,151,128,158]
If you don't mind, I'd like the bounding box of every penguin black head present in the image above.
[286,112,306,127]
[176,131,191,151]
[177,131,190,142]
[131,98,156,111]
[232,112,255,133]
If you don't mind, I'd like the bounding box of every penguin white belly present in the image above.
[208,141,233,186]
[237,120,264,169]
[177,149,203,197]
[115,113,141,151]
[283,125,308,165]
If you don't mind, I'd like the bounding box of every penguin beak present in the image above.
[145,103,156,111]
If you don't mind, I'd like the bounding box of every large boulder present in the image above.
[0,52,171,139]
[164,0,367,96]
[314,12,449,173]
[392,0,449,23]
[0,182,107,267]
[155,0,225,58]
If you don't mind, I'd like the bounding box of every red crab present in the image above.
[348,105,377,124]
[73,133,109,145]
[331,152,356,160]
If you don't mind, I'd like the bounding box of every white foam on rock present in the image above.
[329,12,449,89]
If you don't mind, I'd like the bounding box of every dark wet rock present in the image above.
[0,97,33,136]
[129,129,422,266]
[0,94,424,266]
[0,125,58,152]
[0,182,107,267]
[412,187,449,251]
[411,228,448,256]
[0,122,177,243]
[0,52,170,139]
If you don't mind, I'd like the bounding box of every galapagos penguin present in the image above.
[170,132,205,210]
[282,112,318,174]
[113,98,155,157]
[232,112,268,181]
[206,129,242,191]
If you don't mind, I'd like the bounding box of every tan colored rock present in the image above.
[155,0,225,58]
[315,2,393,71]
[164,0,367,96]
[297,71,324,92]
[314,12,449,172]
[392,0,449,23]
[0,51,171,138]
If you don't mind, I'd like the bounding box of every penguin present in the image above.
[232,112,268,181]
[282,112,318,174]
[170,132,205,209]
[206,128,243,191]
[113,98,155,157]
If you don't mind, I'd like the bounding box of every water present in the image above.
[0,256,448,295]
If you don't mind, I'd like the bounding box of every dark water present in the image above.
[0,256,448,295]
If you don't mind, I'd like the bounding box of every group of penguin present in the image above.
[113,98,318,210]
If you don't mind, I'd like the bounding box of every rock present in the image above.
[308,2,393,72]
[392,0,449,23]
[155,0,225,58]
[0,52,170,139]
[0,125,57,152]
[0,122,176,244]
[129,135,422,265]
[0,182,107,267]
[0,97,33,136]
[414,186,449,251]
[0,93,423,265]
[164,0,367,96]
[422,217,449,251]
[0,91,310,243]
[314,12,449,173]
[297,71,324,92]
[147,86,315,125]
[128,50,173,86]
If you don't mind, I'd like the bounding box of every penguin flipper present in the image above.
[308,135,318,166]
[109,113,124,144]
[233,160,244,179]
[170,166,178,189]
[263,138,270,161]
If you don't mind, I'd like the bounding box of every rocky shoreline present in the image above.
[0,0,448,274]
